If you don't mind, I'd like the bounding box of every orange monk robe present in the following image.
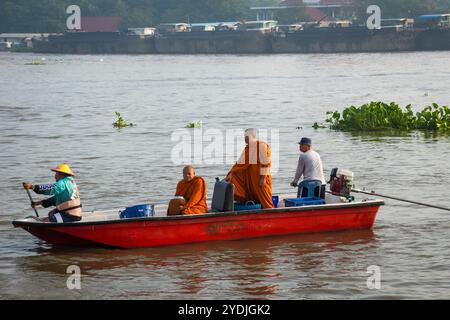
[175,176,208,215]
[229,140,274,209]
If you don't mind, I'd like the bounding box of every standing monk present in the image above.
[169,166,208,215]
[226,128,274,209]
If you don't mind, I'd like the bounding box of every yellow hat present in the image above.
[50,163,75,176]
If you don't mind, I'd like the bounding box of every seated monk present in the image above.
[225,128,274,209]
[168,166,208,216]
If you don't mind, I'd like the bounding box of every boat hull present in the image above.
[13,201,383,249]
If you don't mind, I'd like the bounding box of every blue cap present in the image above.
[299,137,312,145]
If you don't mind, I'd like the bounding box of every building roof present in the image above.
[251,0,351,21]
[252,0,353,10]
[80,17,123,32]
[418,14,450,20]
[305,7,335,21]
[319,0,353,5]
[279,0,302,5]
[279,0,352,6]
[0,33,54,39]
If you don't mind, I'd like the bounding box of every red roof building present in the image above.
[80,17,123,32]
[305,7,335,21]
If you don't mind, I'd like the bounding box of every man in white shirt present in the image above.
[290,137,326,199]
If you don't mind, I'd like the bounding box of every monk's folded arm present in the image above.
[184,179,205,210]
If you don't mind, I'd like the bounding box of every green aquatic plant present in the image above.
[113,112,134,128]
[312,122,326,129]
[25,60,45,66]
[321,102,450,132]
[415,103,450,131]
[186,121,202,129]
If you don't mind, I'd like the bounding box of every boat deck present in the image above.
[13,193,384,248]
[16,193,375,225]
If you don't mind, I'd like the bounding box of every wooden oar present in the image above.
[25,188,39,217]
[352,188,450,212]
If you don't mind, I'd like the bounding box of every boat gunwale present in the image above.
[12,200,384,229]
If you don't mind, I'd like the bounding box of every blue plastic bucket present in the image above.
[234,201,262,211]
[284,197,325,207]
[120,204,155,219]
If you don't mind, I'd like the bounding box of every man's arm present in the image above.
[42,197,56,208]
[259,142,271,187]
[33,183,62,196]
[32,197,56,209]
[259,142,271,176]
[292,155,305,185]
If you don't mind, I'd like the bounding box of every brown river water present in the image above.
[0,52,449,299]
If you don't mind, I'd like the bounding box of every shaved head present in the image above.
[245,128,257,144]
[183,165,195,182]
[245,128,257,138]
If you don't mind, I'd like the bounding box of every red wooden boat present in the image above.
[12,198,384,249]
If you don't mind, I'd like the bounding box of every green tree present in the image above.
[154,0,252,23]
[0,0,254,32]
[273,4,309,24]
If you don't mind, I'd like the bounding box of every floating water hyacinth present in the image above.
[186,121,202,129]
[113,112,134,128]
[25,60,45,66]
[316,102,450,132]
[312,122,326,129]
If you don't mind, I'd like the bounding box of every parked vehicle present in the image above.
[0,41,12,51]
[278,24,303,33]
[244,20,278,32]
[127,28,156,36]
[320,20,353,28]
[416,14,450,29]
[381,18,415,30]
[156,23,191,34]
[190,23,216,32]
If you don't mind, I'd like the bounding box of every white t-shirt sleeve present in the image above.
[294,154,305,183]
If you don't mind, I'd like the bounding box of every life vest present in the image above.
[56,179,82,217]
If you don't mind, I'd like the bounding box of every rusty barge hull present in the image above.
[32,28,450,54]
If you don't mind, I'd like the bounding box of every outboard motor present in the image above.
[329,168,354,199]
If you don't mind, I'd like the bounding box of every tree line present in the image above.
[354,0,450,22]
[0,0,253,33]
[1,0,449,33]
